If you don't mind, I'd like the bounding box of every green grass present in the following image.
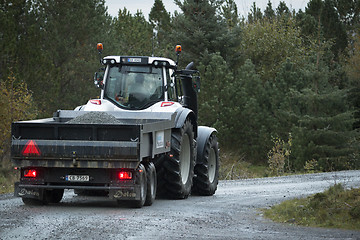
[219,150,268,180]
[263,184,360,230]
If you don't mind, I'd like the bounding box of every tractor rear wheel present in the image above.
[158,119,195,199]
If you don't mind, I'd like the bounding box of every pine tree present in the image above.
[114,8,153,56]
[279,59,358,171]
[264,1,275,20]
[149,0,171,55]
[247,2,263,23]
[30,0,111,113]
[302,0,348,59]
[276,1,290,17]
[171,0,238,66]
[220,0,240,29]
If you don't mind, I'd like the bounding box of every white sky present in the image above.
[105,0,310,19]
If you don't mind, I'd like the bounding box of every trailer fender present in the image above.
[174,108,197,138]
[196,126,217,164]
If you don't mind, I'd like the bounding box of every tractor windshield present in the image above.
[104,65,164,109]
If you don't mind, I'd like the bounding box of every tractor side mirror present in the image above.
[94,71,104,89]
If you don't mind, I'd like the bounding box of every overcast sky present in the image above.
[105,0,310,19]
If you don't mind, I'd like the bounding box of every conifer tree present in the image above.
[171,0,238,66]
[149,0,171,55]
[264,1,275,20]
[276,58,358,171]
[302,0,348,58]
[220,0,240,29]
[114,8,153,56]
[247,2,263,23]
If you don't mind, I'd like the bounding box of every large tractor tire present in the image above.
[157,119,195,199]
[144,162,157,206]
[192,133,219,196]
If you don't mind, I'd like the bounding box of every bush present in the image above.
[267,135,292,176]
[0,74,36,171]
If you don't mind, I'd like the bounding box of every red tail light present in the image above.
[24,169,37,178]
[118,171,132,180]
[22,140,41,156]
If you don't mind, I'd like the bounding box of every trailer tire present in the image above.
[22,197,44,206]
[131,163,147,208]
[44,189,64,204]
[160,119,195,199]
[144,162,157,206]
[192,134,219,196]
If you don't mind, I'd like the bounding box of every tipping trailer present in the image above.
[11,44,219,207]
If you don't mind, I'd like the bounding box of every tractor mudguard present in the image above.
[196,126,217,164]
[174,108,197,138]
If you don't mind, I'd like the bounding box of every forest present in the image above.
[1,0,359,179]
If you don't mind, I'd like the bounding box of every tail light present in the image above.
[118,171,132,180]
[24,169,37,178]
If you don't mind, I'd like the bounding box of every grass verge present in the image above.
[219,149,267,180]
[263,184,360,230]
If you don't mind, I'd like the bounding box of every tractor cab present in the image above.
[95,55,179,110]
[92,44,199,112]
[103,57,176,110]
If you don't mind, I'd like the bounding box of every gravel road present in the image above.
[1,170,360,240]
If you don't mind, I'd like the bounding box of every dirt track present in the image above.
[1,170,360,239]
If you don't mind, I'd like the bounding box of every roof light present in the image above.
[118,171,132,180]
[161,102,175,107]
[97,43,103,53]
[22,140,41,156]
[24,169,37,178]
[175,45,182,53]
[90,99,101,105]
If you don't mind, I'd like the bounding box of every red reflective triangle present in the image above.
[22,140,41,156]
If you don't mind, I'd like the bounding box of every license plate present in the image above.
[65,175,90,182]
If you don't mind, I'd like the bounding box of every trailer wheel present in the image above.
[44,189,64,204]
[160,119,195,199]
[22,197,44,206]
[144,162,157,206]
[131,163,147,208]
[192,134,219,196]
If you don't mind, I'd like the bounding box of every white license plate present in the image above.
[65,175,90,182]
